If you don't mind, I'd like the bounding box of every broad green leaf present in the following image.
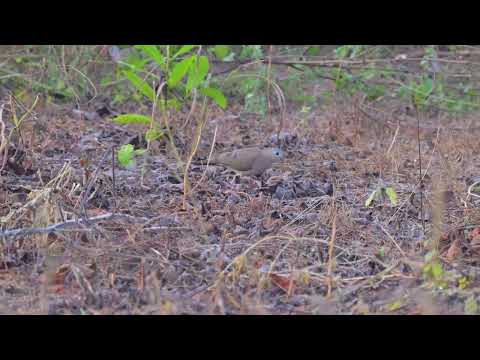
[135,45,164,66]
[214,45,230,60]
[186,65,197,92]
[118,144,135,168]
[169,56,195,88]
[124,53,149,71]
[421,78,434,94]
[186,56,210,91]
[384,187,398,206]
[432,261,443,278]
[423,263,432,276]
[173,45,196,59]
[365,189,379,208]
[200,87,227,109]
[197,56,209,83]
[113,114,152,125]
[124,70,155,101]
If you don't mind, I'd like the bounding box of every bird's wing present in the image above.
[216,148,259,171]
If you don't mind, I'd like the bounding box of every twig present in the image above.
[0,103,7,173]
[466,181,480,201]
[191,125,218,193]
[326,203,337,298]
[111,146,117,214]
[182,97,209,210]
[376,222,407,258]
[79,144,114,218]
[415,104,425,233]
[386,127,440,225]
[0,212,149,242]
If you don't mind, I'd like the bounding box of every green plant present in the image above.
[112,45,227,169]
[117,144,147,168]
[217,45,271,115]
[464,295,478,315]
[365,186,397,208]
[335,45,366,59]
[0,46,103,103]
[337,46,480,114]
[422,250,448,289]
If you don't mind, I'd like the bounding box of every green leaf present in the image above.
[458,276,470,290]
[465,296,478,315]
[113,114,152,125]
[173,45,196,59]
[421,78,434,94]
[169,56,195,88]
[384,187,398,206]
[365,189,379,208]
[135,45,164,66]
[118,144,135,168]
[124,70,155,101]
[197,56,209,83]
[366,85,386,101]
[145,128,163,142]
[361,69,376,80]
[187,56,210,91]
[432,261,443,278]
[306,46,320,56]
[124,53,149,71]
[214,45,230,60]
[186,65,197,92]
[335,45,351,59]
[378,247,385,258]
[200,87,227,109]
[224,52,236,61]
[386,298,405,312]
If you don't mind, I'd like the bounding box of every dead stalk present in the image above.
[326,203,337,298]
[191,125,218,193]
[182,97,209,210]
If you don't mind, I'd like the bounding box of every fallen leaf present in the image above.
[445,238,461,262]
[468,227,480,241]
[270,273,296,295]
[469,227,480,254]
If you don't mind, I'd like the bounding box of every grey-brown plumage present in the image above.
[211,147,284,176]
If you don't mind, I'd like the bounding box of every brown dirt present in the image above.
[1,94,480,315]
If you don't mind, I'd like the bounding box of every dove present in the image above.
[211,147,284,176]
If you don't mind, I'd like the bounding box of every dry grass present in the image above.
[2,48,480,314]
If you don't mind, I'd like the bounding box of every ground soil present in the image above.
[1,90,480,315]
